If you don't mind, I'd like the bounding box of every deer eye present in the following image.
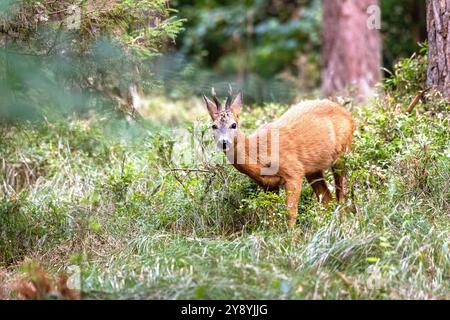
[212,124,218,130]
[230,123,237,129]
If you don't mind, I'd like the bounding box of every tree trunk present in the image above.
[321,0,382,101]
[426,0,450,100]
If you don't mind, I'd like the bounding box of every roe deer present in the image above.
[203,88,355,227]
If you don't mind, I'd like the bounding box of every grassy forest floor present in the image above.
[1,92,449,299]
[1,73,449,298]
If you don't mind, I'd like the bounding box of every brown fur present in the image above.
[205,94,354,227]
[12,265,80,300]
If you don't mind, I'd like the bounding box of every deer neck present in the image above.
[225,130,264,181]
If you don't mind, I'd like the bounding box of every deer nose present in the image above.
[218,139,230,151]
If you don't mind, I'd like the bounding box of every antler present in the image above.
[225,84,233,110]
[211,87,222,111]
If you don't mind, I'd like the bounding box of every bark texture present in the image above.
[322,0,382,101]
[427,0,450,100]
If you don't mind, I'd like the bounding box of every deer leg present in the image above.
[284,179,303,228]
[332,161,347,203]
[306,171,332,204]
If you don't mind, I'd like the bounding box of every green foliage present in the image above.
[159,0,428,102]
[238,191,287,230]
[1,63,449,298]
[384,44,428,97]
[0,0,184,123]
[381,0,427,68]
[159,0,321,102]
[177,0,321,77]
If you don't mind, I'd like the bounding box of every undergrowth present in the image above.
[0,53,449,299]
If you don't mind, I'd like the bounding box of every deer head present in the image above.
[203,87,243,151]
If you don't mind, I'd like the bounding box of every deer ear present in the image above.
[203,95,218,120]
[229,92,243,116]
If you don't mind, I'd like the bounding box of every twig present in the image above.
[336,272,355,287]
[166,167,204,206]
[406,87,431,113]
[166,168,214,174]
